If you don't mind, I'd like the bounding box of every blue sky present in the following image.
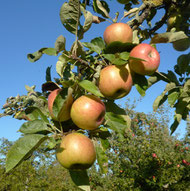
[0,0,188,141]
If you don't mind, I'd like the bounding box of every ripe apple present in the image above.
[103,23,133,45]
[56,133,96,170]
[152,153,157,158]
[48,88,73,122]
[182,159,187,165]
[172,38,190,52]
[98,65,133,99]
[129,43,160,75]
[70,95,105,130]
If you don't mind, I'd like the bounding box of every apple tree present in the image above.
[0,0,189,190]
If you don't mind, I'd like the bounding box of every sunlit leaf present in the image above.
[6,134,47,172]
[79,80,104,97]
[19,119,51,134]
[55,35,66,53]
[93,0,110,18]
[60,1,80,35]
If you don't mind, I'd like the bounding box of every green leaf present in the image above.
[60,1,80,35]
[177,53,190,75]
[166,70,179,85]
[42,48,57,56]
[93,0,110,18]
[168,90,179,107]
[79,6,93,39]
[79,80,104,97]
[55,35,66,53]
[102,52,129,66]
[170,116,180,135]
[153,94,168,111]
[56,61,64,78]
[69,170,90,191]
[27,49,44,62]
[52,88,73,121]
[42,81,61,92]
[27,48,57,63]
[83,37,105,54]
[104,42,136,54]
[183,79,190,93]
[71,40,85,57]
[153,82,177,111]
[46,66,52,82]
[105,101,126,115]
[6,134,47,172]
[102,54,115,62]
[112,58,127,66]
[147,75,160,88]
[96,144,108,174]
[100,138,110,151]
[119,52,130,60]
[25,107,49,123]
[133,73,148,97]
[19,119,51,134]
[25,85,36,93]
[105,112,127,140]
[170,98,189,134]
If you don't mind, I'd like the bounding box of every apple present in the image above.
[172,38,190,52]
[56,133,96,170]
[70,95,105,130]
[103,23,133,45]
[182,159,187,165]
[129,43,160,75]
[98,65,133,99]
[48,88,73,122]
[167,13,182,30]
[152,153,157,158]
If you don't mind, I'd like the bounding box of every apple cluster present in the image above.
[47,22,160,171]
[48,91,105,170]
[100,23,160,99]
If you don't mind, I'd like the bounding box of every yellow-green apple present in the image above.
[56,133,96,170]
[98,65,133,99]
[129,43,160,75]
[103,23,133,45]
[70,95,105,130]
[167,13,182,31]
[48,88,73,121]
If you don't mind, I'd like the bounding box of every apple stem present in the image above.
[59,121,64,133]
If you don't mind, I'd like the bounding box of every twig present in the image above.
[70,54,96,72]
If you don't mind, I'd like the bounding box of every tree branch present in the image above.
[70,55,96,72]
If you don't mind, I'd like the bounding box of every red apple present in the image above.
[56,133,96,170]
[48,88,73,121]
[98,65,133,99]
[152,153,157,158]
[103,23,133,45]
[70,95,106,130]
[182,159,187,165]
[129,43,160,75]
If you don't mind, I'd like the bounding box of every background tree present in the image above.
[1,103,189,190]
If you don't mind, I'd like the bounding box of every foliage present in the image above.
[0,104,190,190]
[0,0,190,190]
[89,104,190,191]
